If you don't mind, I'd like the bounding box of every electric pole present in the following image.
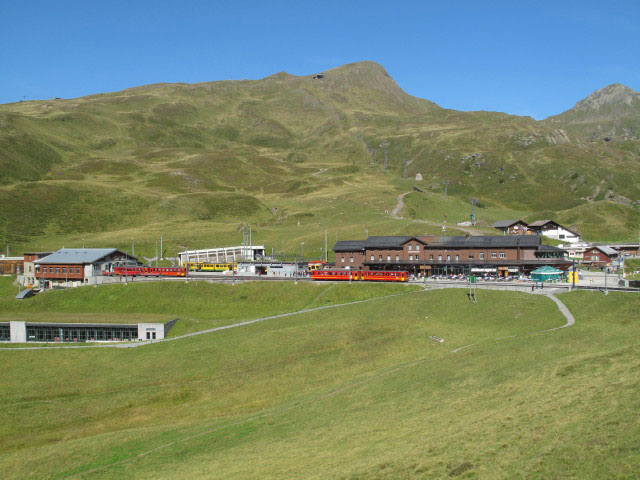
[442,180,450,199]
[324,230,328,262]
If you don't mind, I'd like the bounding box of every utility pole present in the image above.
[155,242,158,267]
[160,237,163,260]
[571,258,576,291]
[132,237,135,256]
[442,180,450,199]
[301,242,305,261]
[324,230,328,262]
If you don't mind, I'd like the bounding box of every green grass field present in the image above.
[0,276,419,337]
[0,283,638,479]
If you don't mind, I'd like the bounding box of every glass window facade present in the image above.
[26,325,138,342]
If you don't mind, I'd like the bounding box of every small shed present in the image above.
[531,266,563,282]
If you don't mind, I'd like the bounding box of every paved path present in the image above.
[1,289,427,351]
[450,293,575,353]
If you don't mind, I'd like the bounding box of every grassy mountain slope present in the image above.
[543,83,640,140]
[0,285,638,478]
[0,61,638,253]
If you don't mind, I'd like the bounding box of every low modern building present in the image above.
[582,246,619,266]
[527,220,581,244]
[491,220,529,235]
[1,318,178,343]
[236,261,307,277]
[29,248,140,289]
[178,245,265,265]
[333,235,570,276]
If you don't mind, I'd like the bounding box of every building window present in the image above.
[491,252,497,258]
[379,255,382,261]
[430,255,433,260]
[499,252,506,258]
[76,267,81,274]
[395,255,399,261]
[446,255,451,261]
[415,245,420,251]
[370,255,374,261]
[409,255,413,261]
[62,267,66,274]
[438,255,442,261]
[479,253,485,259]
[56,267,60,273]
[455,255,459,261]
[408,244,412,250]
[387,255,391,261]
[469,254,474,260]
[350,257,353,263]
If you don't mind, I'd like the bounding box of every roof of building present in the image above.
[588,246,618,256]
[491,220,527,228]
[528,220,553,227]
[35,248,132,265]
[427,235,540,248]
[333,241,366,252]
[528,220,580,236]
[537,245,563,252]
[365,236,414,248]
[334,235,541,251]
[531,266,564,274]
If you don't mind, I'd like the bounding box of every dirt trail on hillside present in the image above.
[390,191,484,235]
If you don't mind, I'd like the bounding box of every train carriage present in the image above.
[104,266,186,277]
[311,270,408,282]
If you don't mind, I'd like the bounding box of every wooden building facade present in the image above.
[334,235,570,276]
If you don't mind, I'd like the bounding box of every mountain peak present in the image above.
[573,83,640,112]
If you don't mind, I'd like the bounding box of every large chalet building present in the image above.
[333,235,570,277]
[23,248,140,289]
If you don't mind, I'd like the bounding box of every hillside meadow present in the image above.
[0,283,638,479]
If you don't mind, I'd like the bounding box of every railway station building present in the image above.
[24,248,140,289]
[178,245,265,265]
[333,235,570,277]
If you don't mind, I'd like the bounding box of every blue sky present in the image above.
[2,0,639,118]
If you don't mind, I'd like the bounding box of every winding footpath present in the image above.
[1,289,427,351]
[2,288,576,352]
[450,293,575,353]
[62,290,577,478]
[390,191,484,235]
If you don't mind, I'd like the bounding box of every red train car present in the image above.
[104,266,186,277]
[311,270,408,282]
